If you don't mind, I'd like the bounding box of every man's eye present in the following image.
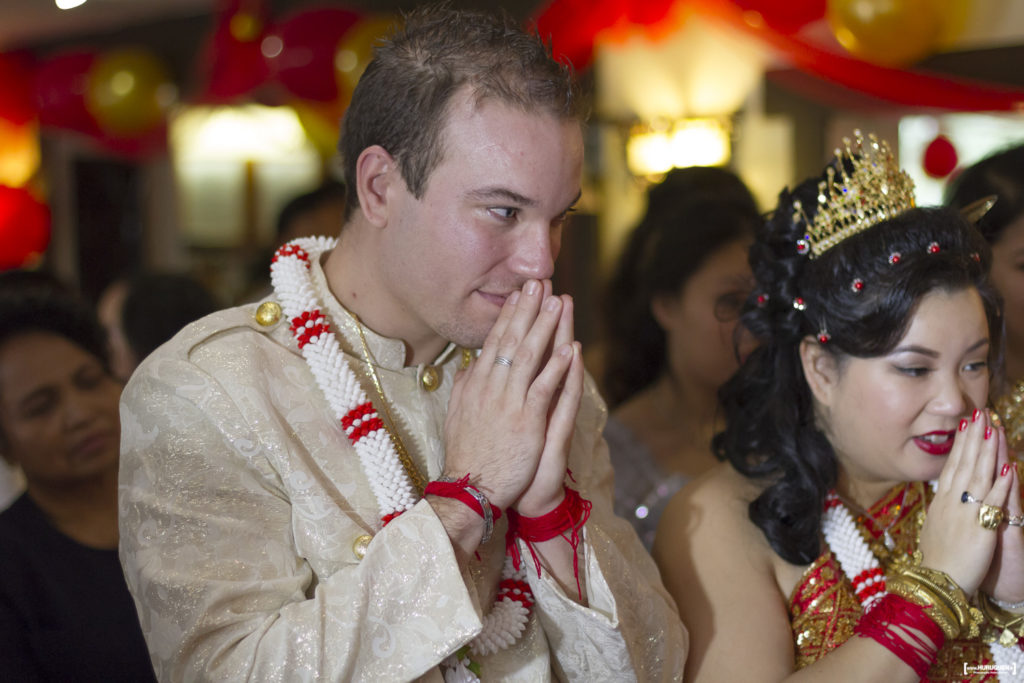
[490,207,517,220]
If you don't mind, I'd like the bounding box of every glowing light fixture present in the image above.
[171,104,322,248]
[0,120,40,188]
[56,0,88,9]
[172,104,314,163]
[627,118,731,177]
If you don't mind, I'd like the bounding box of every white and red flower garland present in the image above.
[822,492,886,611]
[821,488,1023,680]
[270,238,533,678]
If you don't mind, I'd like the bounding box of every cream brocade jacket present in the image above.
[118,257,686,682]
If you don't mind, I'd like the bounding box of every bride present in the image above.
[654,132,1024,682]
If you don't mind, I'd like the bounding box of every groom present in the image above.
[118,5,686,680]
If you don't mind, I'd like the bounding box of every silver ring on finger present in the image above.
[961,491,981,504]
[1008,513,1024,527]
[494,355,513,368]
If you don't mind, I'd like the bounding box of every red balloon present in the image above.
[0,52,36,125]
[267,7,363,102]
[922,135,958,179]
[0,185,50,271]
[200,3,273,101]
[626,0,675,26]
[33,51,102,135]
[732,0,826,34]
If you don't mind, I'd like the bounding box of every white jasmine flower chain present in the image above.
[270,238,532,679]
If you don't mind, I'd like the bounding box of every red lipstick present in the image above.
[913,431,954,456]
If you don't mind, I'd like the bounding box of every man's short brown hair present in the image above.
[339,4,585,218]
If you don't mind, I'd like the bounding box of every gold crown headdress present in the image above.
[794,131,916,259]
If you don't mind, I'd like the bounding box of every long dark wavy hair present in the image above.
[715,165,1003,565]
[601,166,761,408]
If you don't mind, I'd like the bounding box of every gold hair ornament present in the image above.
[793,131,916,259]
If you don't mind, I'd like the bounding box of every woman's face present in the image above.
[989,216,1024,375]
[0,332,122,488]
[812,288,990,498]
[653,238,755,393]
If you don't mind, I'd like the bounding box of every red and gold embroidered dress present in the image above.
[788,477,1022,681]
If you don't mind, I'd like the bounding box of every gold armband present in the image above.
[978,592,1024,647]
[886,552,982,640]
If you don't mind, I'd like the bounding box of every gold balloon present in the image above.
[85,48,176,136]
[935,0,972,50]
[334,15,399,97]
[292,100,343,159]
[827,0,941,67]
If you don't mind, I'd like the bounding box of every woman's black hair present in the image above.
[601,166,761,408]
[121,271,219,361]
[716,161,1001,565]
[945,142,1024,245]
[0,270,108,368]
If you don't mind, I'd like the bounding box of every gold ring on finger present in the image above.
[978,503,1005,530]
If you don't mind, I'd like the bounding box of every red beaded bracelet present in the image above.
[424,475,501,544]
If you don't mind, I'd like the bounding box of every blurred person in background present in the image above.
[600,166,761,548]
[0,270,64,511]
[97,271,219,383]
[241,179,347,302]
[946,143,1024,451]
[275,179,347,246]
[0,270,155,682]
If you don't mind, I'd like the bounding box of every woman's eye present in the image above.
[964,360,988,373]
[23,395,55,418]
[713,292,749,322]
[75,365,108,390]
[896,366,929,377]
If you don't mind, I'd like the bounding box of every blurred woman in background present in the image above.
[0,271,155,682]
[947,143,1024,450]
[600,166,762,548]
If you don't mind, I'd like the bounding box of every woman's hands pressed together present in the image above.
[920,410,1020,598]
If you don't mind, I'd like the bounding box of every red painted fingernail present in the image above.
[958,419,968,432]
[972,409,981,422]
[984,426,993,440]
[1002,463,1012,477]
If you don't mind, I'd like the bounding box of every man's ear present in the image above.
[799,335,840,407]
[354,145,399,228]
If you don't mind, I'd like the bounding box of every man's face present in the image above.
[379,91,583,354]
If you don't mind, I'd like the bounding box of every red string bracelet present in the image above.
[854,592,944,678]
[505,486,592,599]
[424,475,502,544]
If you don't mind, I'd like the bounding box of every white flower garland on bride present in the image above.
[270,237,534,680]
[821,489,1023,680]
